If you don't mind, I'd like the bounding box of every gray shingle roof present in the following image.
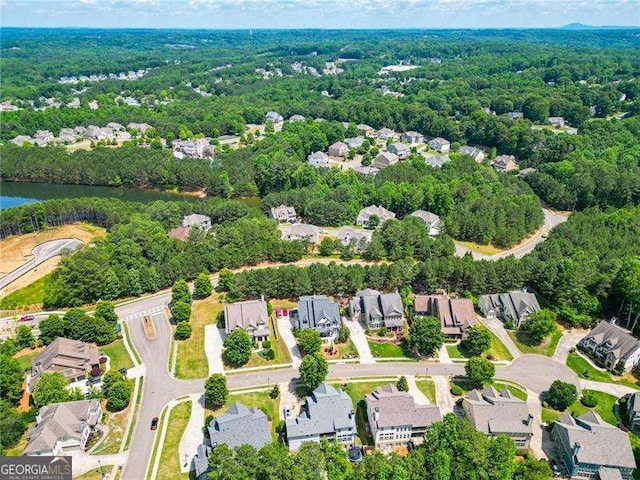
[208,402,272,450]
[554,412,635,470]
[224,300,269,338]
[285,383,355,439]
[463,387,533,436]
[30,337,99,389]
[356,205,396,224]
[192,444,211,478]
[410,210,440,227]
[365,384,441,432]
[292,295,340,330]
[270,204,297,222]
[580,321,640,364]
[478,290,540,325]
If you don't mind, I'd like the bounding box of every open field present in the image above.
[508,327,562,357]
[455,240,502,256]
[175,295,223,379]
[156,400,191,480]
[0,257,60,300]
[0,273,52,309]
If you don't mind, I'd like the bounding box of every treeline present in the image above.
[0,145,214,191]
[225,207,640,326]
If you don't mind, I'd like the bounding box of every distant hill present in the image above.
[560,23,638,30]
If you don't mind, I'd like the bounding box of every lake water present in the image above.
[0,181,201,210]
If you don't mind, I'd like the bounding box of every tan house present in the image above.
[372,152,399,170]
[29,337,99,390]
[493,155,518,172]
[414,294,477,339]
[224,299,270,343]
[357,124,376,137]
[328,141,349,157]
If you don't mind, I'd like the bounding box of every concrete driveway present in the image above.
[432,376,455,414]
[406,375,430,405]
[204,325,225,374]
[345,318,375,364]
[552,329,588,364]
[480,316,521,359]
[178,394,206,474]
[0,238,83,290]
[276,315,302,368]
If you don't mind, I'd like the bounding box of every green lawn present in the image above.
[446,329,512,362]
[322,339,359,360]
[205,391,280,440]
[630,433,640,480]
[100,339,134,371]
[14,347,42,372]
[0,274,51,309]
[508,327,562,357]
[542,389,618,426]
[156,401,191,480]
[493,382,527,401]
[367,341,413,359]
[224,326,291,370]
[337,381,392,446]
[567,353,639,389]
[446,345,465,359]
[75,468,113,480]
[416,380,436,404]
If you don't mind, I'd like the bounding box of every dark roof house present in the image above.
[30,337,99,391]
[477,290,541,327]
[291,295,341,337]
[207,402,272,450]
[349,289,404,329]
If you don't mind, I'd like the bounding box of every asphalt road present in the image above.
[0,238,83,290]
[454,208,570,260]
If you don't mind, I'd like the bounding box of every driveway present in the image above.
[552,329,588,364]
[432,376,455,414]
[580,379,636,397]
[406,375,430,405]
[71,451,128,478]
[204,325,225,374]
[345,318,375,364]
[276,315,302,368]
[0,238,83,290]
[526,389,546,459]
[479,316,521,359]
[278,380,302,420]
[178,394,205,474]
[454,208,569,260]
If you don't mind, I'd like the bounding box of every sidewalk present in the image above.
[438,344,452,364]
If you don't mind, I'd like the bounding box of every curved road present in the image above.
[0,238,83,290]
[454,208,569,260]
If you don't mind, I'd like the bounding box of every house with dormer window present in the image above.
[349,289,404,330]
[291,295,341,338]
[579,321,640,371]
[224,299,270,343]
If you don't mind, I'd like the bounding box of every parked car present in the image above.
[151,417,159,430]
[87,376,101,385]
[118,368,128,376]
[19,315,35,322]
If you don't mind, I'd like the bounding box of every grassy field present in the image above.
[416,379,436,404]
[101,339,134,371]
[567,353,639,389]
[205,390,280,440]
[336,380,392,446]
[0,274,51,309]
[542,389,618,426]
[446,328,512,362]
[175,295,223,379]
[367,340,413,359]
[508,327,562,357]
[456,240,502,256]
[156,401,191,480]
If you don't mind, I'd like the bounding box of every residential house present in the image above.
[33,130,55,147]
[67,97,81,108]
[10,135,32,146]
[548,116,565,128]
[308,151,330,167]
[627,392,640,433]
[387,142,411,159]
[477,290,541,327]
[192,444,212,480]
[458,145,486,162]
[493,154,518,172]
[291,295,341,338]
[88,100,99,110]
[355,205,396,227]
[207,402,272,449]
[289,114,306,122]
[376,128,398,141]
[182,214,211,231]
[410,210,441,235]
[345,137,365,149]
[508,112,524,119]
[401,131,424,145]
[57,128,78,144]
[84,125,104,140]
[349,289,404,330]
[353,165,380,177]
[372,152,399,169]
[123,96,140,107]
[224,299,270,343]
[578,321,640,371]
[107,122,124,131]
[328,141,349,157]
[357,124,376,137]
[270,204,297,223]
[461,387,533,449]
[126,122,153,135]
[336,227,371,250]
[29,337,99,391]
[428,137,450,153]
[552,412,635,479]
[285,383,356,451]
[265,111,284,123]
[365,384,441,450]
[413,294,477,340]
[288,224,319,244]
[74,126,87,136]
[24,400,102,456]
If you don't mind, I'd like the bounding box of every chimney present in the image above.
[572,442,581,457]
[527,414,533,426]
[374,407,380,422]
[611,317,617,326]
[260,294,264,302]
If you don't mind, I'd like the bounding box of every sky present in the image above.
[1,0,639,29]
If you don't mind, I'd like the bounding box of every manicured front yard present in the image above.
[0,274,51,309]
[446,328,512,362]
[205,390,280,440]
[13,346,43,372]
[93,393,135,455]
[367,340,413,359]
[416,379,436,404]
[508,327,562,357]
[542,389,618,426]
[175,295,223,379]
[101,339,134,371]
[493,382,527,401]
[322,339,359,360]
[567,352,639,389]
[224,321,291,370]
[336,380,393,446]
[156,401,191,480]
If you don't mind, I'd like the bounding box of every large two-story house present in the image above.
[461,387,533,449]
[477,290,541,327]
[578,321,640,371]
[224,299,270,343]
[285,383,356,451]
[291,295,341,338]
[552,412,636,479]
[349,289,404,330]
[365,384,441,450]
[355,205,396,227]
[414,294,477,340]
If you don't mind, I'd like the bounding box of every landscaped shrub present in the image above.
[262,340,271,349]
[266,348,275,360]
[450,385,464,396]
[378,326,388,337]
[581,392,598,408]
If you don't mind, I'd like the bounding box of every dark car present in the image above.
[118,368,128,376]
[151,417,159,430]
[19,315,35,322]
[87,376,101,385]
